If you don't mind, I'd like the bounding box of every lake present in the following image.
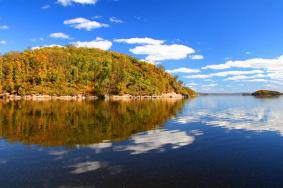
[1,96,283,188]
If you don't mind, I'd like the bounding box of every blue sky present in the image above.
[1,0,283,92]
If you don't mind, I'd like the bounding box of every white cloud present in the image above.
[190,54,204,60]
[212,70,264,77]
[247,79,268,82]
[269,80,283,86]
[41,4,51,9]
[114,37,164,45]
[185,70,264,79]
[71,37,112,50]
[32,38,112,51]
[31,37,44,42]
[0,40,7,44]
[57,0,98,6]
[186,82,198,86]
[115,37,200,63]
[32,44,63,50]
[202,55,283,85]
[202,64,231,70]
[109,17,124,24]
[49,32,71,40]
[264,83,283,90]
[167,67,200,74]
[225,74,266,81]
[139,59,155,64]
[203,55,283,70]
[0,25,8,30]
[92,15,102,19]
[185,74,211,79]
[64,17,108,31]
[130,44,195,62]
[202,83,218,88]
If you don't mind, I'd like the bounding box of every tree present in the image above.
[0,47,196,97]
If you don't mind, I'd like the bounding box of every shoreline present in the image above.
[0,92,192,101]
[0,94,98,101]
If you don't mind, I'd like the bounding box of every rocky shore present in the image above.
[0,92,191,101]
[108,92,186,100]
[0,94,98,101]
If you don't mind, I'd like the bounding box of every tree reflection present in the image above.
[0,99,185,147]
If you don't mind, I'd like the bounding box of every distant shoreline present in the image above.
[199,93,252,96]
[199,92,283,97]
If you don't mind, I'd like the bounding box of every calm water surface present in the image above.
[1,96,283,188]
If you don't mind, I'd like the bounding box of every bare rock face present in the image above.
[160,92,184,98]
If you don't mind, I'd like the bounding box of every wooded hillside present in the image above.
[0,47,196,97]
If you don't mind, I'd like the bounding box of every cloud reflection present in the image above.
[79,142,112,154]
[175,97,283,135]
[0,160,6,165]
[115,129,196,154]
[67,161,108,174]
[79,129,202,155]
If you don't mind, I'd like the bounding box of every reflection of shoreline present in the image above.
[254,95,282,99]
[0,99,186,147]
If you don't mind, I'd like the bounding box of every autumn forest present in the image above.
[0,47,196,97]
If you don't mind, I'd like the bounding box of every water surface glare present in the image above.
[1,96,283,188]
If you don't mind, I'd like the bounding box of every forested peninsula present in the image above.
[0,47,196,99]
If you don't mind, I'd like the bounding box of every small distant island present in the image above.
[252,90,282,97]
[0,46,196,100]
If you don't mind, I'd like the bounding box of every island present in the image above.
[0,46,196,100]
[252,90,282,97]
